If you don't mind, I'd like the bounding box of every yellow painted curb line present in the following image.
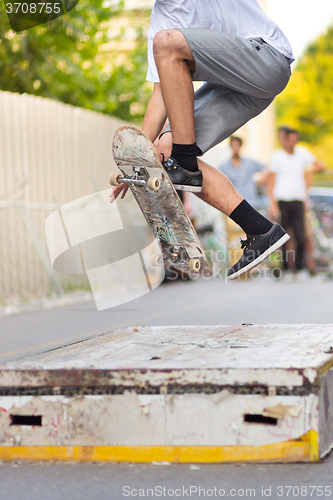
[0,431,319,463]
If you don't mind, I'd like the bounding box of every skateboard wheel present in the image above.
[151,254,163,267]
[109,172,122,186]
[188,258,201,272]
[147,177,161,191]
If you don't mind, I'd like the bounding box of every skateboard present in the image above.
[110,125,212,277]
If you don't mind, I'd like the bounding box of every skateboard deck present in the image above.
[111,125,212,277]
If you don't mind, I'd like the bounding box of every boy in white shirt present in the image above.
[114,0,293,279]
[268,126,324,273]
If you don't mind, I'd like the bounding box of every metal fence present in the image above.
[0,90,124,303]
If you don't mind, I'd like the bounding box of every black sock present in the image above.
[229,200,273,235]
[171,143,200,172]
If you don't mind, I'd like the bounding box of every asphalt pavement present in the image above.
[0,273,333,363]
[0,457,332,500]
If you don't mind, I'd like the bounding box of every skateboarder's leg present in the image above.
[153,29,196,145]
[197,157,289,278]
[153,29,290,193]
[155,132,242,215]
[153,30,291,278]
[153,29,203,187]
[196,160,243,216]
[157,131,270,233]
[156,130,289,279]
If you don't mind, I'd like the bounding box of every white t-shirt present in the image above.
[269,146,316,202]
[147,0,294,83]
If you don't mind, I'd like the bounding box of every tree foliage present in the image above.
[0,1,152,121]
[103,20,153,122]
[277,24,333,144]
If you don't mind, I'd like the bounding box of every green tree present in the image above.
[277,23,333,174]
[277,24,333,144]
[0,1,152,121]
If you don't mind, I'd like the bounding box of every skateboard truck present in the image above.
[110,167,161,191]
[170,245,181,263]
[169,245,201,272]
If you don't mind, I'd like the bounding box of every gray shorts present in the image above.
[164,28,291,154]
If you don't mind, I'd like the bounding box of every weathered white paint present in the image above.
[0,393,318,447]
[3,324,333,388]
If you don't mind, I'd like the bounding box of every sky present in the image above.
[268,0,333,60]
[125,0,333,61]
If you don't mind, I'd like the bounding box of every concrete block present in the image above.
[0,325,332,462]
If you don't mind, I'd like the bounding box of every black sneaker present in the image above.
[163,156,203,193]
[228,223,290,280]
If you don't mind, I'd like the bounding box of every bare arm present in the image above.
[304,159,325,191]
[253,168,269,186]
[305,159,326,174]
[142,82,167,143]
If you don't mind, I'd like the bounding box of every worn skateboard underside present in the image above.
[112,125,212,276]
